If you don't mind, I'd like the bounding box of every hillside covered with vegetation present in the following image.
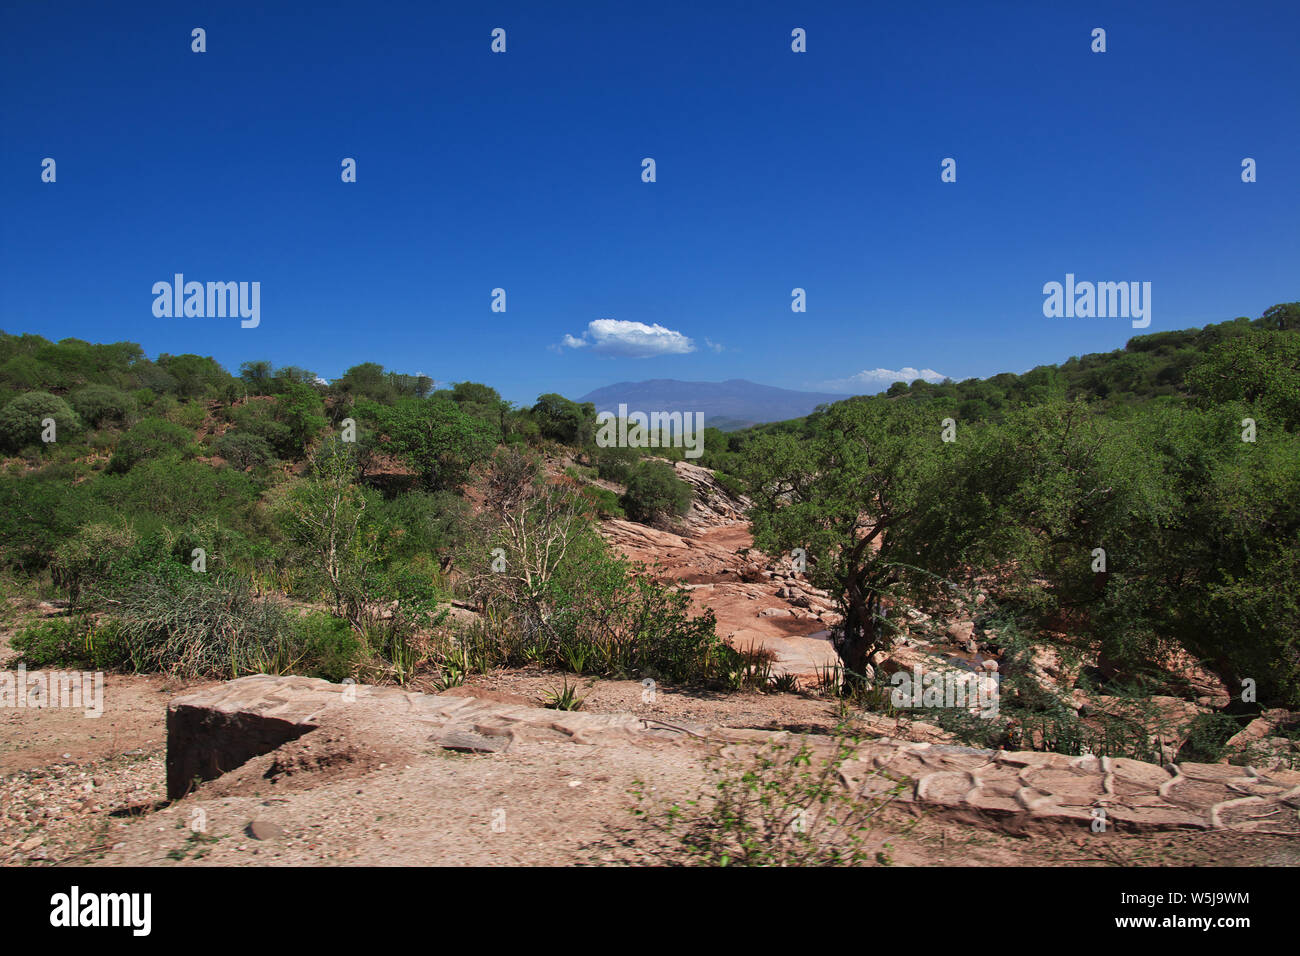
[1,303,1297,752]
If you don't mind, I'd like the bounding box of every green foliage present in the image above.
[166,399,209,430]
[580,484,625,519]
[92,458,260,528]
[290,611,365,683]
[364,397,497,492]
[594,443,640,483]
[213,431,275,469]
[273,382,328,457]
[50,521,140,605]
[1185,328,1300,430]
[11,616,125,671]
[1178,711,1247,764]
[0,391,82,451]
[89,566,302,679]
[69,384,137,428]
[621,460,692,524]
[460,452,726,683]
[157,353,230,399]
[631,730,909,866]
[225,385,326,460]
[738,399,941,677]
[334,362,432,404]
[531,393,595,445]
[108,416,193,472]
[543,678,586,711]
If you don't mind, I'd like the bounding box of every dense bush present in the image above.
[49,521,140,604]
[102,566,306,679]
[69,384,137,428]
[459,454,726,683]
[363,397,498,492]
[11,616,126,671]
[0,391,82,451]
[531,393,595,445]
[214,431,275,469]
[594,444,640,484]
[108,416,193,472]
[224,386,325,461]
[621,460,692,524]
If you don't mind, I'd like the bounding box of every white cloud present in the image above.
[704,337,725,353]
[819,366,948,394]
[558,319,695,358]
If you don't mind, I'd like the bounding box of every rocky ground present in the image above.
[600,461,842,679]
[3,660,1297,867]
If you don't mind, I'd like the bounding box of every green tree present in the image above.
[531,393,595,445]
[157,354,229,399]
[285,438,372,622]
[365,397,497,492]
[1185,329,1300,430]
[737,399,946,679]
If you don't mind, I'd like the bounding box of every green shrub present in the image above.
[595,445,640,484]
[108,417,193,472]
[631,729,909,866]
[11,616,126,670]
[0,391,82,452]
[91,458,260,528]
[581,484,625,519]
[229,387,325,460]
[104,568,302,679]
[713,471,747,500]
[465,500,727,683]
[292,611,364,682]
[167,399,208,430]
[621,460,692,524]
[0,471,95,570]
[1179,711,1247,764]
[214,431,275,469]
[362,396,497,492]
[50,521,140,604]
[69,384,137,428]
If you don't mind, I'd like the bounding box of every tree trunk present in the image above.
[835,579,882,686]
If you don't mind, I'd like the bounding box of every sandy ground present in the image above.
[4,651,1298,867]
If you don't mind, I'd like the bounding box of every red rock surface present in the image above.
[599,463,839,679]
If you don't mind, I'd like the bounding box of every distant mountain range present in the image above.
[578,379,846,431]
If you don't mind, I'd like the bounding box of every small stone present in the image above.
[245,820,285,841]
[436,729,508,754]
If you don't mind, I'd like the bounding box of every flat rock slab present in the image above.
[166,675,685,799]
[167,676,1300,834]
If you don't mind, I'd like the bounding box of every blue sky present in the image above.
[2,0,1296,406]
